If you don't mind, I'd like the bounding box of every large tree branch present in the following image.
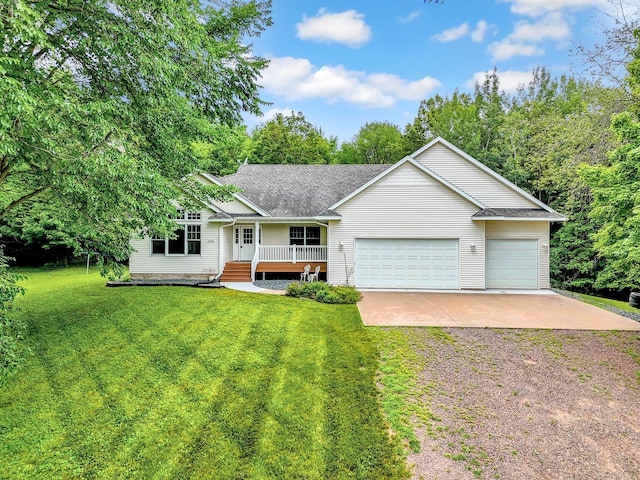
[0,159,12,186]
[0,186,50,219]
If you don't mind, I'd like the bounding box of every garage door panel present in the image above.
[355,239,459,289]
[486,239,538,289]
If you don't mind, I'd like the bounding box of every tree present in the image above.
[412,91,482,156]
[581,31,640,290]
[249,112,336,164]
[0,0,272,381]
[1,0,271,261]
[574,0,639,96]
[192,125,252,177]
[473,69,508,173]
[336,121,404,164]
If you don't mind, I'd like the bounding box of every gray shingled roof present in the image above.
[218,164,390,217]
[472,208,565,220]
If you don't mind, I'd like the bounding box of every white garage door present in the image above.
[355,238,459,289]
[486,239,538,289]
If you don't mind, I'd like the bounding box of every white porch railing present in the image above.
[259,245,327,263]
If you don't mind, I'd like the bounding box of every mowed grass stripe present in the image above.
[174,320,290,478]
[1,268,407,479]
[251,307,329,479]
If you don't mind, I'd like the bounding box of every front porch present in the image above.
[254,244,327,281]
[223,223,329,282]
[221,245,328,282]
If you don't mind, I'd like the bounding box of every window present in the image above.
[289,226,321,246]
[168,228,186,254]
[174,209,201,220]
[243,228,253,245]
[187,225,201,254]
[289,227,304,245]
[151,225,201,255]
[151,236,165,254]
[305,227,320,245]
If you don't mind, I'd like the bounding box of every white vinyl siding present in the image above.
[192,173,257,215]
[485,221,550,289]
[486,240,538,289]
[355,238,459,289]
[329,162,484,288]
[129,209,220,277]
[259,224,327,245]
[209,197,257,215]
[414,143,540,209]
[220,225,234,271]
[261,224,289,245]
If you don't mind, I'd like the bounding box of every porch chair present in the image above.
[300,264,311,282]
[308,265,321,282]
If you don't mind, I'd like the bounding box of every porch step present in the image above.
[220,262,252,283]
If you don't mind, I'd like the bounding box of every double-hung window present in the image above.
[186,225,201,254]
[289,226,321,246]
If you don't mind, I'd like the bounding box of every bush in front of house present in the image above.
[285,282,361,304]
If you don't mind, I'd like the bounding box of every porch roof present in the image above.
[217,164,389,217]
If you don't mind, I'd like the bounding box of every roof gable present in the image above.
[200,172,270,217]
[412,137,560,214]
[329,156,486,211]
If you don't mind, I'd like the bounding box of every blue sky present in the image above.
[245,0,622,142]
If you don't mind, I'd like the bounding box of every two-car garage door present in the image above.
[355,238,459,289]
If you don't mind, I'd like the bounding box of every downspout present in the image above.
[215,220,236,281]
[314,221,330,283]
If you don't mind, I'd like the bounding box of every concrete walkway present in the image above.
[220,282,284,295]
[358,291,640,330]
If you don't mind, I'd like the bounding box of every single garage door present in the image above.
[355,238,459,289]
[486,239,538,289]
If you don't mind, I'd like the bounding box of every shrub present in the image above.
[285,282,361,304]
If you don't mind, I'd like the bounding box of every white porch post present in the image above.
[251,221,260,282]
[218,225,224,274]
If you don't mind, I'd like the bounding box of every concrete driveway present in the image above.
[358,291,640,330]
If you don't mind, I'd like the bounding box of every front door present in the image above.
[234,227,255,261]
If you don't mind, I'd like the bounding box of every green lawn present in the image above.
[574,291,640,314]
[0,268,406,479]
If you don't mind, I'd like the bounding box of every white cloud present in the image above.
[259,107,296,121]
[433,20,492,43]
[488,11,571,61]
[466,70,534,93]
[471,20,490,42]
[260,57,441,109]
[500,0,606,17]
[488,39,544,61]
[368,73,442,101]
[400,10,421,24]
[296,9,372,48]
[432,23,470,42]
[510,12,571,41]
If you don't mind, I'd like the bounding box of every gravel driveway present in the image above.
[391,328,640,479]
